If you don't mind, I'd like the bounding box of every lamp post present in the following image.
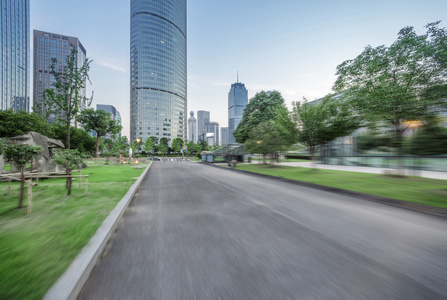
[136,138,141,155]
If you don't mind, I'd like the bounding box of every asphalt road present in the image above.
[78,162,447,299]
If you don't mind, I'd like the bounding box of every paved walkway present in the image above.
[248,161,447,180]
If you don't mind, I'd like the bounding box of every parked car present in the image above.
[148,156,160,161]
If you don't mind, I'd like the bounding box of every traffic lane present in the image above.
[189,163,447,297]
[78,162,446,299]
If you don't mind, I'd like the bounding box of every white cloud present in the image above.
[95,61,127,73]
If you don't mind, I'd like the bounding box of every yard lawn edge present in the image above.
[44,162,153,300]
[206,163,447,219]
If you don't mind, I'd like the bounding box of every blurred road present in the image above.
[78,162,447,299]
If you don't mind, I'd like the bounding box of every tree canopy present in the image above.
[78,108,122,157]
[334,22,447,155]
[0,110,52,138]
[233,91,288,144]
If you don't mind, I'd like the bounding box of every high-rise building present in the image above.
[228,80,248,143]
[207,121,219,146]
[130,0,187,144]
[33,30,87,123]
[197,110,210,142]
[188,111,197,143]
[220,127,229,145]
[1,0,30,112]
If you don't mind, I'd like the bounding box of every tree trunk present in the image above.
[18,166,25,209]
[67,171,72,196]
[96,135,100,158]
[66,118,71,149]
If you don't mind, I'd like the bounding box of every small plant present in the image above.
[2,143,43,208]
[52,149,84,196]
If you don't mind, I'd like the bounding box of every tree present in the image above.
[244,120,293,164]
[52,149,84,196]
[2,143,43,208]
[0,109,52,138]
[143,137,155,155]
[171,137,184,154]
[234,91,288,144]
[158,137,169,156]
[334,22,447,164]
[49,123,96,155]
[279,96,360,167]
[43,48,93,149]
[186,140,196,156]
[78,108,122,157]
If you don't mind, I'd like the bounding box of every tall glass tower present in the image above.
[130,0,187,144]
[0,0,30,112]
[228,81,248,143]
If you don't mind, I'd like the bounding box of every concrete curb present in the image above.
[44,162,153,300]
[205,163,447,219]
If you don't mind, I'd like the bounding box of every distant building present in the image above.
[33,30,87,123]
[207,121,219,146]
[220,127,229,145]
[130,0,187,144]
[97,104,121,138]
[197,110,210,142]
[0,0,30,112]
[188,111,197,143]
[228,80,248,143]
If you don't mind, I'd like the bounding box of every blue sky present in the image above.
[31,0,447,138]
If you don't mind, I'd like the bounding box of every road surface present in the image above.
[78,162,447,299]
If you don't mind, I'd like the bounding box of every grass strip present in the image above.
[234,164,447,208]
[0,163,147,300]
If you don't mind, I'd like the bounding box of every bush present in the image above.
[283,154,311,160]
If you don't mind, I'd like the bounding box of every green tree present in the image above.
[49,123,96,155]
[186,140,196,156]
[143,137,156,155]
[406,125,447,155]
[171,137,184,154]
[334,22,447,163]
[244,120,292,164]
[43,48,93,149]
[158,137,169,156]
[280,96,359,167]
[233,91,288,144]
[52,149,84,196]
[0,109,52,138]
[78,108,122,157]
[2,143,43,208]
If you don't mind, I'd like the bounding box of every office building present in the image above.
[220,127,229,146]
[130,0,187,143]
[197,110,210,142]
[33,30,86,123]
[207,121,219,146]
[228,80,248,143]
[1,0,30,112]
[188,111,197,143]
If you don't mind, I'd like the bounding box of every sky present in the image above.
[31,0,447,138]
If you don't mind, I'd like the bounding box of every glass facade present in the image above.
[197,110,209,142]
[228,82,248,143]
[130,0,187,144]
[0,0,30,112]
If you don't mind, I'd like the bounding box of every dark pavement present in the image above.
[78,162,447,299]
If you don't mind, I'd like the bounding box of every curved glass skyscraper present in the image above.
[130,0,187,144]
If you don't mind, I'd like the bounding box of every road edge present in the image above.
[44,162,153,300]
[206,163,447,219]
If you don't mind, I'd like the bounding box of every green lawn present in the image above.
[234,164,447,208]
[0,163,147,300]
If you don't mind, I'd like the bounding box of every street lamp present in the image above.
[136,138,141,155]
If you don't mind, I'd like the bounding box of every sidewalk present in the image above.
[250,161,447,180]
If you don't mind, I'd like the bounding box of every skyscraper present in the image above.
[188,111,197,143]
[33,30,87,123]
[130,0,187,144]
[228,80,248,143]
[1,0,30,112]
[208,121,219,146]
[220,127,229,146]
[197,110,210,142]
[97,104,122,138]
